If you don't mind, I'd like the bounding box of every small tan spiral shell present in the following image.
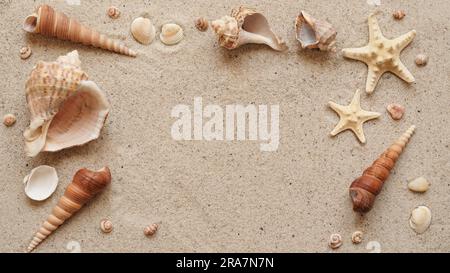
[393,10,406,20]
[20,46,32,59]
[329,233,342,249]
[195,17,209,32]
[351,231,363,244]
[3,114,16,127]
[100,219,113,233]
[144,223,158,236]
[107,6,120,19]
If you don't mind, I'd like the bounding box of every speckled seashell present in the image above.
[328,233,342,249]
[351,231,363,244]
[20,46,32,59]
[211,6,287,51]
[131,17,156,45]
[415,54,428,66]
[100,219,113,233]
[3,114,16,127]
[107,6,120,19]
[408,177,430,193]
[295,11,337,52]
[144,223,158,236]
[393,10,406,20]
[24,50,110,157]
[409,205,431,234]
[160,23,184,45]
[386,103,405,120]
[195,17,209,32]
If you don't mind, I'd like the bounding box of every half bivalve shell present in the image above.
[24,165,58,201]
[409,205,432,234]
[408,177,430,193]
[160,23,184,45]
[131,17,156,45]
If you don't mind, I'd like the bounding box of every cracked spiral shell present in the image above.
[27,167,111,252]
[23,4,136,57]
[349,125,415,213]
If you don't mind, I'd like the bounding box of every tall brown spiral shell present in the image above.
[27,167,111,252]
[349,126,415,213]
[23,5,136,57]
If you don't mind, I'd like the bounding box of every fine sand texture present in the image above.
[1,0,449,252]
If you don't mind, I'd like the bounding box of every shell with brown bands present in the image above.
[27,167,111,252]
[349,126,415,213]
[23,5,136,57]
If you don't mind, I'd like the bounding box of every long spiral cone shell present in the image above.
[27,167,111,252]
[23,5,136,57]
[349,125,416,213]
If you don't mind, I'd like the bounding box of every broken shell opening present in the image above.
[23,13,39,33]
[24,165,58,201]
[44,80,110,152]
[298,20,317,47]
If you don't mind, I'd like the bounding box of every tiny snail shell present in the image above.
[3,114,16,127]
[415,54,428,66]
[393,10,406,20]
[20,46,32,59]
[351,231,363,244]
[100,219,113,233]
[107,6,120,19]
[195,17,209,32]
[328,233,342,249]
[144,223,158,236]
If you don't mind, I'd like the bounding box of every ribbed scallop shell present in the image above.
[23,50,110,157]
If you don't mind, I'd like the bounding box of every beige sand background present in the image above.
[0,0,449,253]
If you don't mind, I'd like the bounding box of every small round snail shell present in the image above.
[351,231,363,244]
[107,6,120,19]
[393,10,406,20]
[20,46,32,59]
[328,233,342,249]
[144,223,158,236]
[100,219,113,233]
[3,114,16,127]
[195,17,209,32]
[415,54,428,66]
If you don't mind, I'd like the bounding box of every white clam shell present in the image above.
[24,165,58,201]
[409,206,432,234]
[131,17,156,45]
[160,23,183,45]
[408,177,430,193]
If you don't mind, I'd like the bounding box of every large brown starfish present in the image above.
[343,13,416,94]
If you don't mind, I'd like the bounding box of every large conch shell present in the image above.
[24,50,110,157]
[349,126,415,213]
[211,6,288,51]
[295,11,337,52]
[23,4,136,57]
[27,167,112,252]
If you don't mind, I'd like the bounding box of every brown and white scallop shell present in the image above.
[23,50,110,157]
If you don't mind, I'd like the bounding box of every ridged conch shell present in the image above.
[409,205,431,234]
[23,4,136,57]
[131,17,156,45]
[160,23,184,45]
[23,165,58,201]
[23,50,110,157]
[211,6,287,51]
[27,167,112,252]
[295,11,337,52]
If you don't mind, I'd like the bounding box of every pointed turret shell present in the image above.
[23,50,110,157]
[211,6,287,51]
[295,11,337,52]
[23,4,136,57]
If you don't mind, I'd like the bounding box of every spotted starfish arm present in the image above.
[342,46,370,62]
[368,13,384,42]
[391,61,415,83]
[392,30,417,51]
[365,66,383,93]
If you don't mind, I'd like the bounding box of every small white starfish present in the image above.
[328,90,381,143]
[343,13,416,93]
